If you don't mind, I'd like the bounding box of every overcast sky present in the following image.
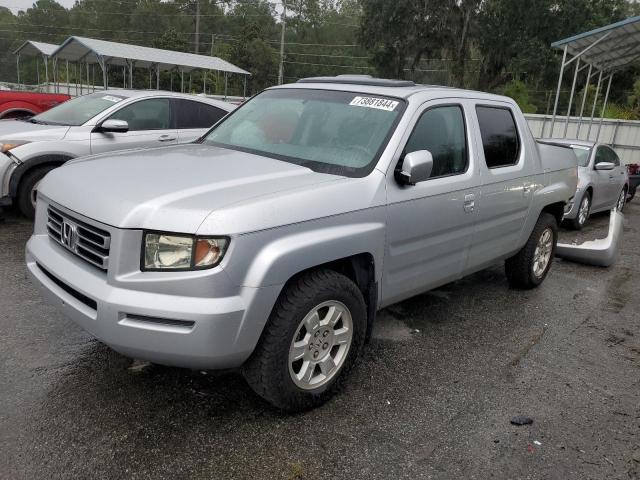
[0,0,77,12]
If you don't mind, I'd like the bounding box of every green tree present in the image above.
[502,80,537,113]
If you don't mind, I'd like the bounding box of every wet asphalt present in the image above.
[0,204,639,480]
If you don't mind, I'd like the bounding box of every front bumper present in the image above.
[563,188,584,220]
[26,203,282,369]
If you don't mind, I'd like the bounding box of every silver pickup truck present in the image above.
[26,76,578,411]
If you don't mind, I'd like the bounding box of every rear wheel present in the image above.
[17,166,53,219]
[243,269,366,412]
[505,213,558,289]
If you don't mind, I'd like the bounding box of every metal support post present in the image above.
[576,64,592,139]
[44,55,49,89]
[596,74,613,142]
[586,70,603,140]
[563,58,580,138]
[549,45,568,138]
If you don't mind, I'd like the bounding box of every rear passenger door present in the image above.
[465,103,535,273]
[173,99,229,143]
[90,98,177,154]
[383,100,481,305]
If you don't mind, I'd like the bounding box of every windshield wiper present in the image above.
[28,118,47,125]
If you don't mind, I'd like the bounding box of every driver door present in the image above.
[90,98,177,154]
[382,100,480,306]
[592,146,616,210]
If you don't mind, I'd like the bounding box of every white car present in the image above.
[0,90,234,218]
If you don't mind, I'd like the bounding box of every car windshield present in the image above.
[571,146,591,167]
[202,88,405,177]
[32,92,127,126]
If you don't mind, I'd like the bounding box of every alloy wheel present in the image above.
[578,196,590,225]
[616,189,626,211]
[288,300,353,390]
[30,179,41,210]
[532,227,553,278]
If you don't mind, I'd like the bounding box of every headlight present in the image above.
[142,232,228,271]
[0,141,29,153]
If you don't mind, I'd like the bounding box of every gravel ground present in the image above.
[1,204,639,480]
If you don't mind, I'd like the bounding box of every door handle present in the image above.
[463,193,475,213]
[158,135,176,142]
[523,183,533,196]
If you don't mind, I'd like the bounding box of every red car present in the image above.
[0,90,70,119]
[627,163,639,201]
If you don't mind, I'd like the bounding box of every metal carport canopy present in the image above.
[13,41,60,88]
[13,40,59,57]
[551,15,640,72]
[546,16,640,140]
[51,36,250,75]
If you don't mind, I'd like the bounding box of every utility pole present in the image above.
[194,0,200,54]
[278,0,286,85]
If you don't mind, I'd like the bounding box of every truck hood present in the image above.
[0,119,70,141]
[39,144,378,234]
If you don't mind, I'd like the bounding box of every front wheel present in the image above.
[243,269,366,411]
[569,191,591,230]
[615,186,627,212]
[17,166,53,219]
[505,213,558,289]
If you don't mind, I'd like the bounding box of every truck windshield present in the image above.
[32,92,127,126]
[571,146,591,167]
[202,88,405,177]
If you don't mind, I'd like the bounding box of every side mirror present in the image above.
[595,161,615,171]
[396,150,434,185]
[98,119,129,133]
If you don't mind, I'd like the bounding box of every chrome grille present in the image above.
[47,206,111,271]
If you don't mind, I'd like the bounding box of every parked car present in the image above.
[26,76,577,411]
[0,90,70,120]
[627,163,639,201]
[0,90,234,218]
[546,139,629,229]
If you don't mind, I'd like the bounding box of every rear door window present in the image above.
[174,99,228,129]
[476,106,520,168]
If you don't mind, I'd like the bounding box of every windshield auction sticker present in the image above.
[349,96,399,111]
[101,95,123,103]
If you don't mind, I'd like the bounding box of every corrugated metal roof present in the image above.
[14,40,59,57]
[551,16,640,71]
[52,36,250,75]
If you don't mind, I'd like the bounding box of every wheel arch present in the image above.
[541,201,565,226]
[0,107,37,119]
[9,154,74,198]
[282,253,378,341]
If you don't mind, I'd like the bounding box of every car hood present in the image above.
[0,119,70,141]
[39,144,381,234]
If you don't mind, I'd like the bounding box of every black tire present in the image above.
[569,191,591,230]
[17,166,53,219]
[505,212,558,289]
[243,269,367,412]
[628,184,636,202]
